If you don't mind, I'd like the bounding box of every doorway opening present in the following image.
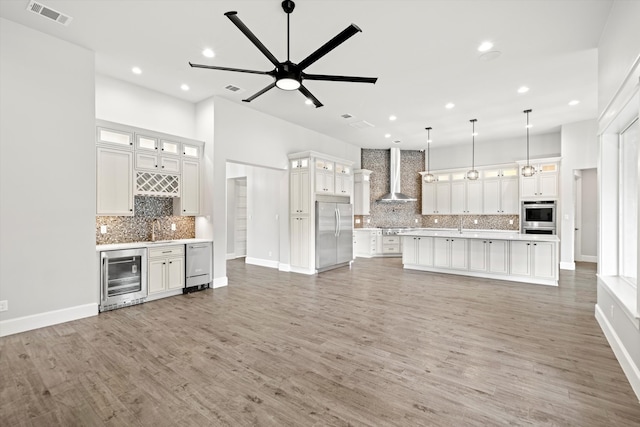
[574,168,597,263]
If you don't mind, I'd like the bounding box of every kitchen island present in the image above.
[399,229,559,286]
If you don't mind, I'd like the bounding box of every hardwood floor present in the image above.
[1,258,639,426]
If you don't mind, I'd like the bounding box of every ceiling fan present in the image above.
[188,0,378,108]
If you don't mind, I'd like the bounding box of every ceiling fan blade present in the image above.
[189,62,270,75]
[224,11,280,68]
[303,73,378,84]
[242,82,277,103]
[298,85,323,108]
[297,24,361,71]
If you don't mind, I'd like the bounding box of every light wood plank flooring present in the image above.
[1,258,639,426]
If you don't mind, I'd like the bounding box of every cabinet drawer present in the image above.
[383,245,400,253]
[382,236,400,244]
[149,245,184,258]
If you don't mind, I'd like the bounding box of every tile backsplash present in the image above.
[358,149,519,231]
[96,196,195,244]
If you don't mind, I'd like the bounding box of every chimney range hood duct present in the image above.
[377,148,417,202]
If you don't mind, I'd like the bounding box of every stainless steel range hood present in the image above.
[377,148,417,202]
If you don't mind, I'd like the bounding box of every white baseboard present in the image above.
[226,252,235,260]
[595,304,640,401]
[576,255,597,263]
[245,257,279,269]
[212,276,228,288]
[560,261,576,270]
[278,263,291,272]
[0,303,98,337]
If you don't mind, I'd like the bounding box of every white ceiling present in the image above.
[0,0,612,149]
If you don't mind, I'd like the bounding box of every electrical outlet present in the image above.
[434,219,438,223]
[509,220,514,225]
[100,225,107,234]
[268,251,272,257]
[0,300,8,312]
[414,218,419,223]
[355,218,361,224]
[366,218,370,224]
[171,223,176,231]
[474,219,478,224]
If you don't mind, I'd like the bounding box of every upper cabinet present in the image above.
[354,169,372,215]
[421,173,451,214]
[335,163,353,196]
[482,166,519,214]
[516,158,560,199]
[315,158,335,194]
[95,120,204,216]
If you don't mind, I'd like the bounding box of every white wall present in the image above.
[207,96,361,283]
[430,132,561,170]
[581,168,597,258]
[0,19,96,334]
[559,120,598,269]
[96,74,196,139]
[597,0,640,115]
[595,0,640,400]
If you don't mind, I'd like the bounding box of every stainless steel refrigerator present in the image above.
[315,201,353,272]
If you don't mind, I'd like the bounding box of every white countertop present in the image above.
[397,229,559,242]
[96,238,213,252]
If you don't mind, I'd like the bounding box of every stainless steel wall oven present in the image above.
[100,248,147,312]
[521,200,557,234]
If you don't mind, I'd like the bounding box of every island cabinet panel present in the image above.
[402,231,558,286]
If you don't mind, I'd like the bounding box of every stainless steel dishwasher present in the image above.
[185,242,212,292]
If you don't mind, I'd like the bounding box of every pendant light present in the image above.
[423,127,435,183]
[466,119,479,180]
[521,109,536,177]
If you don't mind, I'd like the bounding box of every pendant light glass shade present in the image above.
[521,109,536,177]
[423,127,435,183]
[466,119,479,180]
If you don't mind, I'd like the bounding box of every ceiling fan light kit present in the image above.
[521,109,536,177]
[189,0,377,108]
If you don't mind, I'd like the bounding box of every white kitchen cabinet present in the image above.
[434,237,467,269]
[354,169,372,215]
[290,168,310,215]
[148,245,185,295]
[469,239,508,274]
[483,171,518,214]
[182,143,200,158]
[510,240,556,280]
[135,134,158,152]
[97,126,133,149]
[402,236,433,266]
[382,235,401,255]
[174,159,200,216]
[451,175,484,214]
[335,173,353,196]
[96,146,133,216]
[315,159,335,194]
[422,174,451,214]
[135,152,181,173]
[354,229,378,257]
[517,160,559,199]
[290,216,310,269]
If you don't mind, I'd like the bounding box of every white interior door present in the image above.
[234,178,247,258]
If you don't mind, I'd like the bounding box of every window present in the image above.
[619,118,638,286]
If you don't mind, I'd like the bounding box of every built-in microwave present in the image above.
[521,200,556,234]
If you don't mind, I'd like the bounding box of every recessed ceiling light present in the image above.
[389,115,397,121]
[180,84,190,91]
[202,48,215,58]
[131,66,142,75]
[384,133,391,138]
[393,140,401,144]
[518,86,529,94]
[305,99,313,105]
[445,103,455,109]
[478,41,493,52]
[568,100,580,106]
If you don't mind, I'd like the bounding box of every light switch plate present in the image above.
[0,300,7,312]
[171,223,176,231]
[100,225,107,234]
